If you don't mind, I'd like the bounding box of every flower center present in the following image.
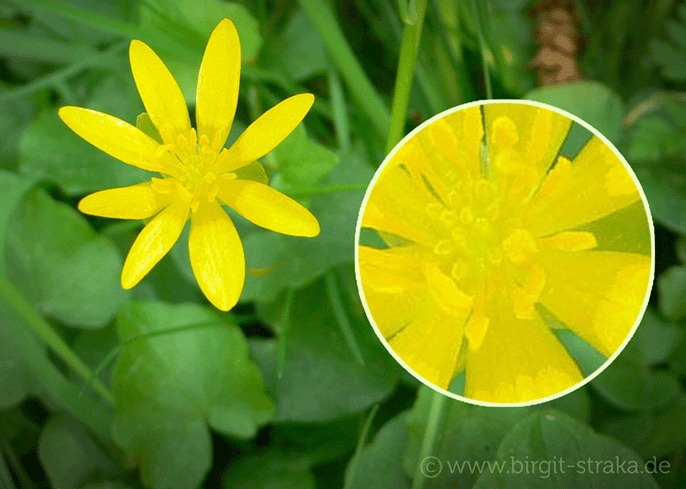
[152,128,232,212]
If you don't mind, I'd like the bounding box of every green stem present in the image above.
[329,68,351,151]
[0,274,114,405]
[325,271,365,365]
[285,182,369,199]
[1,439,27,489]
[470,0,492,100]
[412,390,447,489]
[344,404,380,489]
[298,0,390,139]
[386,0,429,153]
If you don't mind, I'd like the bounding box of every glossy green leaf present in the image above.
[404,387,530,489]
[525,81,624,143]
[270,125,339,189]
[658,265,686,320]
[488,12,536,96]
[0,170,35,273]
[474,410,660,488]
[344,413,411,489]
[240,147,371,302]
[650,5,686,80]
[0,318,35,408]
[250,276,398,423]
[18,76,149,195]
[139,0,261,102]
[633,307,680,365]
[111,301,273,489]
[6,188,127,328]
[38,414,122,489]
[590,337,682,410]
[222,448,315,489]
[279,10,328,81]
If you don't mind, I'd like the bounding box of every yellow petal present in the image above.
[215,93,314,173]
[538,250,651,357]
[189,201,244,311]
[216,179,319,237]
[525,136,641,237]
[129,40,191,148]
[363,287,422,339]
[484,103,571,178]
[121,198,189,289]
[196,18,241,153]
[424,263,473,316]
[358,245,428,294]
[58,107,169,173]
[420,105,483,180]
[388,304,469,389]
[361,159,444,246]
[78,182,173,219]
[464,279,583,403]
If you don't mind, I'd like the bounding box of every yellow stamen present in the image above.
[538,231,597,252]
[502,229,537,264]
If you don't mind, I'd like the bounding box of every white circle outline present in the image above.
[353,98,656,407]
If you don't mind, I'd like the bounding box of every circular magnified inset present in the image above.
[355,100,654,406]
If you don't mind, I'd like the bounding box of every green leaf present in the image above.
[222,448,315,489]
[6,188,127,328]
[658,265,686,321]
[543,387,591,424]
[601,412,653,451]
[270,125,339,189]
[139,0,261,102]
[0,170,35,273]
[0,316,35,408]
[633,157,686,235]
[111,301,274,489]
[525,81,624,143]
[38,414,122,489]
[18,76,149,195]
[634,307,680,365]
[250,276,398,423]
[590,336,682,410]
[638,402,686,460]
[0,84,35,171]
[625,97,686,163]
[488,12,536,96]
[240,147,372,303]
[404,387,530,489]
[489,0,534,11]
[474,410,660,488]
[344,413,411,489]
[279,10,328,81]
[650,5,686,81]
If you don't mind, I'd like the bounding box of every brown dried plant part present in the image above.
[528,0,584,86]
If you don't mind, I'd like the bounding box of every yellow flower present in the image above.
[59,19,320,311]
[358,102,652,404]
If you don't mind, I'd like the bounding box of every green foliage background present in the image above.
[0,0,685,488]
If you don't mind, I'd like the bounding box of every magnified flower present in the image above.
[358,102,652,404]
[59,19,319,311]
